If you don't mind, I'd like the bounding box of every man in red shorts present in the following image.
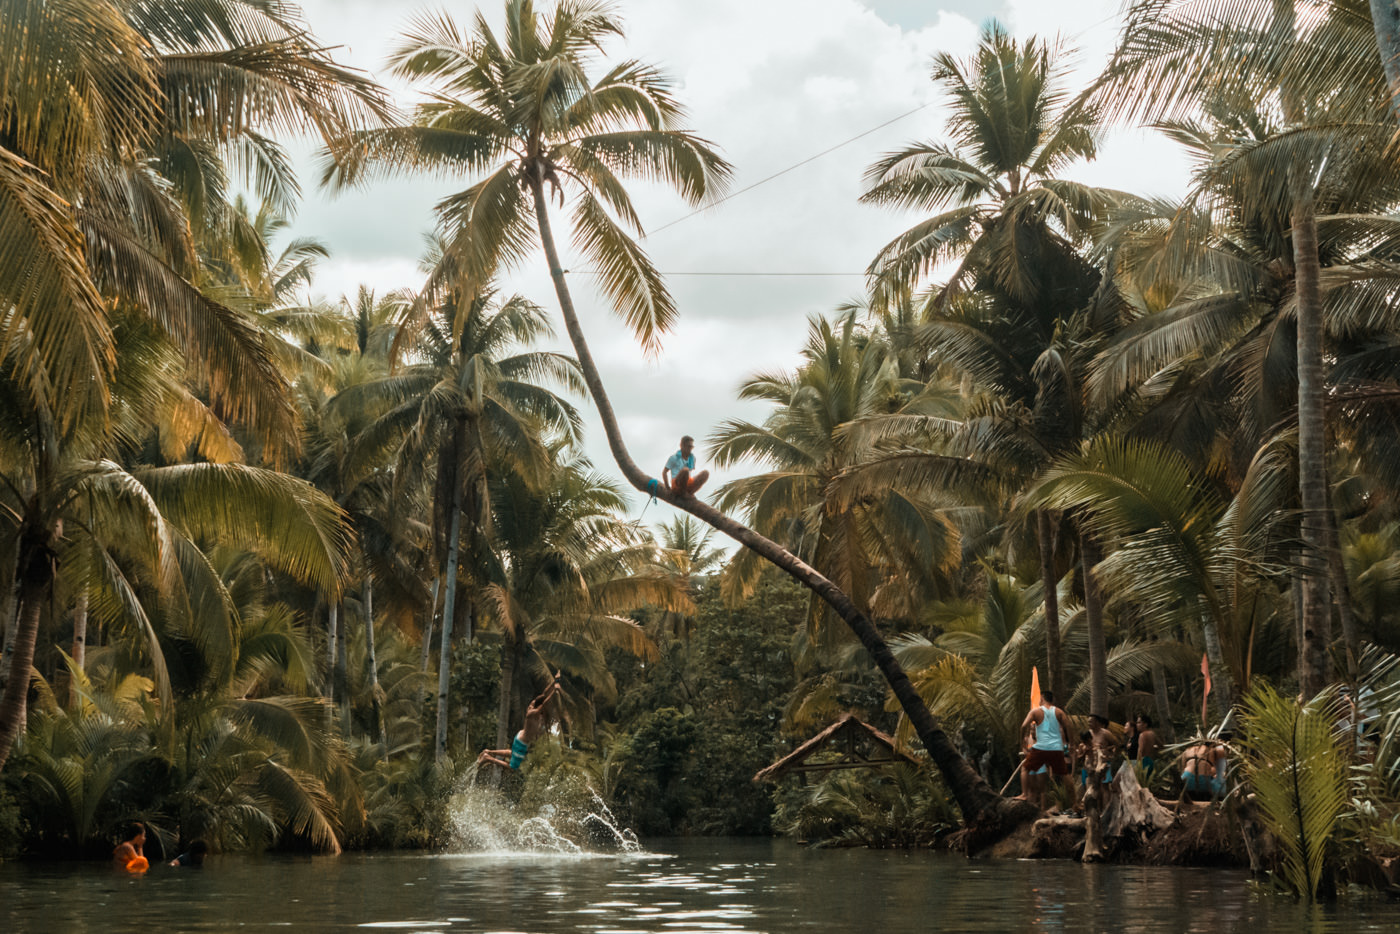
[1018,688,1072,810]
[663,435,709,497]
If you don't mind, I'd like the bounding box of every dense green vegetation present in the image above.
[6,0,1400,899]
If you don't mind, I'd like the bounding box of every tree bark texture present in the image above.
[0,522,58,773]
[527,173,1029,828]
[1371,0,1400,122]
[326,602,339,700]
[364,572,383,745]
[1292,174,1333,697]
[435,463,465,761]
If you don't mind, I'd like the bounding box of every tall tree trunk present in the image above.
[1292,174,1332,697]
[69,588,89,708]
[1371,0,1400,122]
[1323,499,1360,679]
[364,571,383,746]
[496,634,517,749]
[527,174,1027,828]
[0,522,58,772]
[326,602,339,701]
[1201,612,1235,722]
[435,473,465,761]
[1081,531,1109,715]
[421,577,440,673]
[1037,510,1062,694]
[1278,0,1332,697]
[334,601,349,711]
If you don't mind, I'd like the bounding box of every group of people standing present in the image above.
[1016,690,1230,810]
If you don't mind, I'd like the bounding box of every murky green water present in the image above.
[1,838,1394,933]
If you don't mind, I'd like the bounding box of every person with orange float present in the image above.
[113,822,149,873]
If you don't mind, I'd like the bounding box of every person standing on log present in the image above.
[1018,689,1072,809]
[1135,714,1160,779]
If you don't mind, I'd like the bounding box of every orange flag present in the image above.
[1030,666,1042,709]
[1201,653,1212,726]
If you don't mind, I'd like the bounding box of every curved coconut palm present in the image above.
[324,0,1021,826]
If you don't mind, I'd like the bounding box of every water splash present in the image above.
[449,772,641,857]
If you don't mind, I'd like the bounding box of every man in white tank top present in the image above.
[1017,689,1072,810]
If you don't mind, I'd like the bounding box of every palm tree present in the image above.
[710,311,963,644]
[1027,435,1298,715]
[858,23,1119,703]
[330,281,581,759]
[324,0,1021,826]
[1091,0,1396,695]
[0,0,387,769]
[481,450,688,746]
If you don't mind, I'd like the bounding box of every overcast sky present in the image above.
[286,0,1192,525]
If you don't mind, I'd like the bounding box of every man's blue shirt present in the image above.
[664,450,695,476]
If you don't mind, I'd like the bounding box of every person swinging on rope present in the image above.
[478,675,564,771]
[662,435,709,498]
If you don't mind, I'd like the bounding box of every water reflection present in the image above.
[0,840,1394,933]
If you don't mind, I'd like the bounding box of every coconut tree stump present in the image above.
[1103,763,1173,840]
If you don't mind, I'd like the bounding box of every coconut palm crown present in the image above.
[322,0,732,353]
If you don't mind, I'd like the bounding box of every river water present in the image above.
[1,837,1395,934]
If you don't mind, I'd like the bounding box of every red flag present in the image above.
[1030,666,1042,710]
[1201,653,1212,726]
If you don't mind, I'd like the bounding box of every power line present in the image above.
[626,8,1129,241]
[568,270,864,278]
[643,101,933,239]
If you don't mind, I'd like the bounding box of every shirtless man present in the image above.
[1018,689,1073,809]
[113,823,147,872]
[1135,714,1161,778]
[478,676,563,771]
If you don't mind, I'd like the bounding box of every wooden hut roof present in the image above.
[753,713,918,783]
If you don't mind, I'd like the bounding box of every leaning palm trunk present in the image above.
[1037,511,1063,694]
[527,175,1023,828]
[421,577,440,673]
[495,635,518,750]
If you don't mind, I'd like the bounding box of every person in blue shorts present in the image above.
[1179,734,1228,799]
[478,675,563,771]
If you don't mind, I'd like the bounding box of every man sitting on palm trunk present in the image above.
[663,435,709,497]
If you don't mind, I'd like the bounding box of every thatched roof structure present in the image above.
[753,713,918,783]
